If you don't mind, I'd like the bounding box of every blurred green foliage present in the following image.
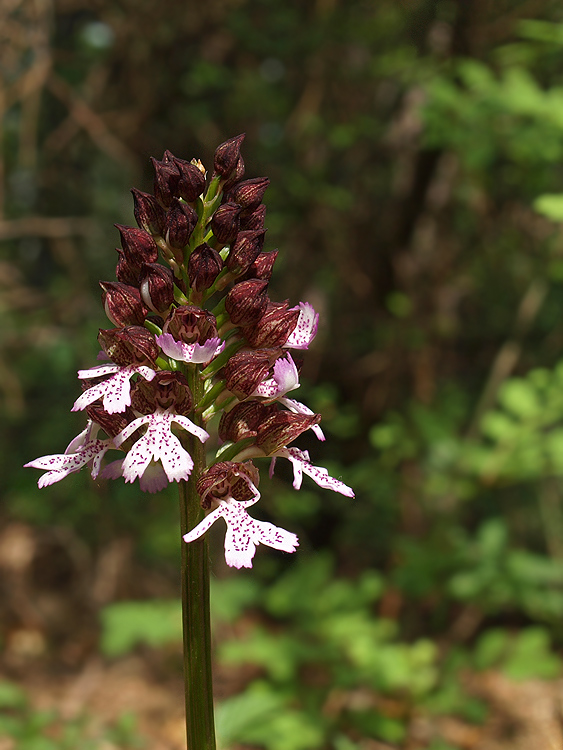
[0,680,143,749]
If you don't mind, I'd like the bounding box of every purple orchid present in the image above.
[72,363,156,414]
[284,302,319,350]
[156,333,225,364]
[183,482,298,568]
[112,407,209,485]
[24,421,112,488]
[252,354,325,441]
[270,446,354,497]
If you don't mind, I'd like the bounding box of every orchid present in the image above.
[25,134,354,748]
[72,363,156,414]
[156,333,225,364]
[112,407,209,485]
[24,421,112,488]
[284,302,319,349]
[252,353,325,441]
[183,483,298,569]
[270,446,354,497]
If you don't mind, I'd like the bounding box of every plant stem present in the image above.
[179,365,216,749]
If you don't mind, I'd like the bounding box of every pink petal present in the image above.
[156,333,225,364]
[285,302,318,349]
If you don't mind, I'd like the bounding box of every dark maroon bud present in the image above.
[239,250,278,282]
[226,230,266,273]
[239,204,267,232]
[100,281,148,327]
[86,404,136,440]
[164,198,198,249]
[174,158,206,202]
[225,279,268,326]
[222,156,245,191]
[256,411,321,455]
[151,157,181,208]
[163,305,218,344]
[211,202,241,244]
[131,188,166,236]
[197,460,260,508]
[139,263,175,314]
[231,177,270,210]
[218,401,277,443]
[98,325,159,366]
[115,248,141,286]
[132,371,193,416]
[223,350,274,399]
[213,134,245,178]
[188,243,223,292]
[115,225,159,265]
[242,301,299,348]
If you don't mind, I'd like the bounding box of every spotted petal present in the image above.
[24,439,110,488]
[273,446,354,497]
[72,364,155,414]
[284,302,318,350]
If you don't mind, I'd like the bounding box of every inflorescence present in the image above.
[26,135,354,568]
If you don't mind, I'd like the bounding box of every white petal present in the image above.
[171,414,210,443]
[114,415,150,446]
[183,507,224,543]
[251,518,299,553]
[156,431,194,482]
[77,364,120,379]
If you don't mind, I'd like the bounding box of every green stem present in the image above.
[179,365,216,749]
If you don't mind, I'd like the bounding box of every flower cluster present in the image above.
[26,135,353,568]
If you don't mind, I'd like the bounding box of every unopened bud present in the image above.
[100,281,148,327]
[256,411,321,455]
[188,243,223,292]
[239,250,278,282]
[240,204,267,232]
[226,279,268,326]
[226,230,266,273]
[139,263,175,314]
[242,301,299,348]
[98,325,159,366]
[115,248,140,286]
[163,305,218,343]
[231,177,270,210]
[131,188,166,236]
[222,156,245,191]
[86,404,135,440]
[174,158,207,202]
[223,350,273,399]
[213,134,245,178]
[151,156,181,208]
[115,225,159,265]
[218,401,277,443]
[164,198,197,250]
[211,202,241,244]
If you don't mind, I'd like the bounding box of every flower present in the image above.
[284,302,319,350]
[251,353,325,441]
[24,421,112,488]
[112,407,209,485]
[183,480,298,568]
[156,332,225,364]
[72,363,156,414]
[270,446,354,497]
